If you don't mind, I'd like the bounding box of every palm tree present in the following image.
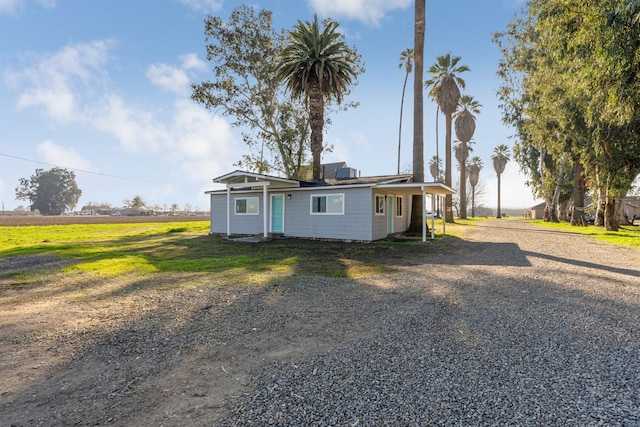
[468,156,483,217]
[428,155,443,182]
[277,16,360,180]
[429,155,443,217]
[425,53,470,222]
[492,144,511,218]
[454,95,481,219]
[408,0,426,233]
[397,48,413,174]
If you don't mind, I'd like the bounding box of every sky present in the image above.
[0,0,540,213]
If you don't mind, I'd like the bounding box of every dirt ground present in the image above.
[0,216,402,426]
[1,219,638,426]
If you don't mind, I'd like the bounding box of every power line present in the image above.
[0,152,163,184]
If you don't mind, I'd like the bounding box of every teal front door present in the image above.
[271,195,284,233]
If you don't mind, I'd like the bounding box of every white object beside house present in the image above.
[205,169,455,242]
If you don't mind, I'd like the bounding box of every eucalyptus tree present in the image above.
[397,48,413,174]
[454,95,481,218]
[468,156,483,217]
[192,6,311,179]
[495,0,640,231]
[425,53,470,222]
[492,144,511,218]
[277,15,363,180]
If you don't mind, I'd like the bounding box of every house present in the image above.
[205,167,455,242]
[623,196,640,223]
[530,202,546,219]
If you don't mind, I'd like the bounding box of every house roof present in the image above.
[206,170,455,196]
[323,174,413,186]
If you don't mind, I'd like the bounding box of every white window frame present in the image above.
[396,196,403,217]
[234,196,259,215]
[375,194,385,216]
[310,193,345,215]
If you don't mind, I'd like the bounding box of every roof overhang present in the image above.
[211,170,301,190]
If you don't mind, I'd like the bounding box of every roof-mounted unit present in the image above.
[335,167,358,179]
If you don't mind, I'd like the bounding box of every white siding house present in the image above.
[206,170,455,242]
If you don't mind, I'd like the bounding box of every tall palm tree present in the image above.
[277,16,360,180]
[492,144,511,219]
[454,95,481,219]
[468,156,483,217]
[397,48,414,174]
[425,53,470,222]
[408,0,426,233]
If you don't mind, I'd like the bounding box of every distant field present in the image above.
[0,214,209,226]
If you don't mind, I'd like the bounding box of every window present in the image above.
[396,196,403,217]
[310,194,344,215]
[375,195,385,215]
[235,197,259,215]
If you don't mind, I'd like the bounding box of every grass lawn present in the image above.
[0,220,441,288]
[526,218,640,248]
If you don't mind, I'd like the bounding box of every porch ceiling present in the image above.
[375,182,456,196]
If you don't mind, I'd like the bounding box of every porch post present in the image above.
[431,194,435,239]
[441,195,446,235]
[226,186,231,237]
[263,184,268,238]
[421,186,426,243]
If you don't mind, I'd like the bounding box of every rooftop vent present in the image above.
[335,167,358,179]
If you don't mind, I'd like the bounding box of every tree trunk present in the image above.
[459,143,467,219]
[398,71,409,175]
[408,0,426,233]
[496,173,502,218]
[308,82,324,181]
[614,191,629,225]
[471,185,476,217]
[570,160,587,226]
[604,195,618,231]
[595,187,606,227]
[444,111,454,222]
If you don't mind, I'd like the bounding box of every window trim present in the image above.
[396,195,403,217]
[310,193,345,215]
[234,196,259,215]
[375,194,385,216]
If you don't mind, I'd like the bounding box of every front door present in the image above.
[271,194,284,233]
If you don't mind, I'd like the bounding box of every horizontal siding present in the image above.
[285,188,373,241]
[211,192,266,235]
[211,187,403,241]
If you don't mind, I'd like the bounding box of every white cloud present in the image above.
[177,0,222,13]
[36,140,95,172]
[90,95,171,153]
[308,0,412,25]
[8,40,115,123]
[169,99,239,183]
[0,0,22,16]
[146,63,190,95]
[180,53,207,72]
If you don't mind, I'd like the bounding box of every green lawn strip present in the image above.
[528,219,639,248]
[0,221,429,284]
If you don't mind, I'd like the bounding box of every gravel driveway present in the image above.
[1,219,638,426]
[221,219,640,426]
